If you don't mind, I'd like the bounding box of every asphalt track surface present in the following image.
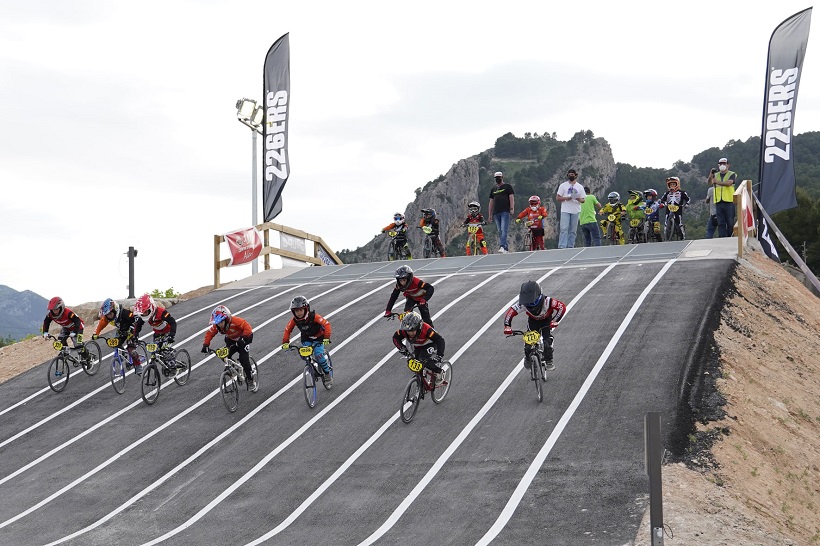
[0,241,735,545]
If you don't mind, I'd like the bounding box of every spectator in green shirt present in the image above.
[579,186,602,246]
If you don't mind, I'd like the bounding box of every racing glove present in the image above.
[201,344,209,354]
[281,343,290,351]
[503,326,513,336]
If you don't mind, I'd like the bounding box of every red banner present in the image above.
[224,227,262,266]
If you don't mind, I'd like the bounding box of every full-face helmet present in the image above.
[393,212,405,225]
[643,188,658,201]
[608,192,620,205]
[468,201,480,217]
[422,208,436,220]
[48,297,64,318]
[519,280,544,312]
[529,196,541,209]
[133,294,157,323]
[290,296,310,319]
[99,298,119,319]
[666,177,680,190]
[395,265,414,287]
[400,311,423,333]
[210,305,231,332]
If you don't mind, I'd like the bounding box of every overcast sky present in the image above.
[2,0,818,305]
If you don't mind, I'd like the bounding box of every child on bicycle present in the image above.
[381,212,412,259]
[91,298,143,375]
[202,305,257,392]
[383,265,436,327]
[659,177,691,240]
[133,294,178,349]
[419,208,446,257]
[41,296,90,361]
[625,190,645,243]
[392,311,446,384]
[642,189,664,242]
[597,192,627,245]
[503,280,566,370]
[515,195,548,250]
[280,296,333,387]
[461,201,488,255]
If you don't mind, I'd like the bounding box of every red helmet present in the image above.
[48,297,64,318]
[529,196,541,207]
[133,294,157,322]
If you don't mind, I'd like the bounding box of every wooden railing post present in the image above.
[214,234,222,289]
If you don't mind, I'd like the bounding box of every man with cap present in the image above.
[487,171,515,253]
[555,168,586,248]
[706,157,737,237]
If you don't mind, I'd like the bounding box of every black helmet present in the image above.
[395,265,414,284]
[400,311,423,331]
[290,295,310,317]
[519,280,544,310]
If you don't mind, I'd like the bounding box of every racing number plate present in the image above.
[522,330,541,345]
[407,359,424,373]
[388,230,397,237]
[215,347,229,359]
[467,225,479,233]
[146,343,158,352]
[630,218,641,227]
[668,204,679,212]
[52,341,63,351]
[607,214,617,222]
[107,338,120,348]
[299,346,314,357]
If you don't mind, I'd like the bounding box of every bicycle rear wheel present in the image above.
[173,349,191,386]
[48,356,69,393]
[431,362,452,404]
[400,376,422,423]
[141,363,161,405]
[82,341,102,375]
[303,364,317,408]
[220,369,239,412]
[530,354,543,403]
[111,353,126,394]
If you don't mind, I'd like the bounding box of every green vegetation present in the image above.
[150,288,180,298]
[0,335,16,348]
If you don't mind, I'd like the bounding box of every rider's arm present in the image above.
[94,315,110,336]
[682,191,691,205]
[203,325,218,346]
[282,318,296,344]
[549,298,568,323]
[503,305,520,328]
[42,316,52,334]
[69,311,83,334]
[392,330,408,352]
[385,288,401,313]
[421,281,434,301]
[161,311,177,338]
[428,329,445,358]
[313,313,332,340]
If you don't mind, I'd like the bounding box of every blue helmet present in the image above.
[99,298,118,318]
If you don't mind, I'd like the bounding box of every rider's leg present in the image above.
[310,340,330,373]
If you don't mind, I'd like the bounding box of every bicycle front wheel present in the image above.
[111,354,126,394]
[173,349,191,386]
[48,356,70,393]
[431,362,452,404]
[82,341,102,375]
[400,376,422,423]
[220,369,239,412]
[530,354,543,403]
[303,364,317,408]
[141,363,161,405]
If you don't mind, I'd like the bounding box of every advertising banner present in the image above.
[224,227,263,267]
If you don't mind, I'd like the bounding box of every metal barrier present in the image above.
[213,222,341,288]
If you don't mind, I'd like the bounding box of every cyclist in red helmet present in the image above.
[133,293,177,349]
[42,296,89,360]
[515,195,548,250]
[202,305,256,392]
[384,265,435,327]
[461,201,488,255]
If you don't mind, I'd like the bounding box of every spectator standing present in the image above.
[487,171,515,253]
[555,169,586,248]
[705,186,718,239]
[578,186,602,246]
[707,157,737,237]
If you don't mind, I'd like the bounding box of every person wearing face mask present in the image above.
[707,157,737,237]
[555,169,587,249]
[487,171,515,253]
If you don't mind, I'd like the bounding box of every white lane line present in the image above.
[357,263,616,545]
[0,286,269,418]
[38,278,398,545]
[475,259,676,545]
[138,270,532,545]
[0,285,306,452]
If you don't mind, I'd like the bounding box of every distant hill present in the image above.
[338,130,820,273]
[0,285,48,341]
